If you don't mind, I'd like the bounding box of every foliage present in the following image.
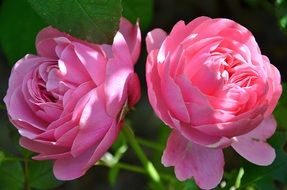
[276,0,287,31]
[0,0,153,65]
[28,0,122,44]
[0,159,24,190]
[0,0,287,190]
[0,0,46,65]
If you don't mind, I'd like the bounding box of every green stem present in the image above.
[99,161,175,182]
[99,161,145,174]
[24,158,31,190]
[136,137,164,151]
[235,167,244,188]
[117,162,145,174]
[122,125,165,190]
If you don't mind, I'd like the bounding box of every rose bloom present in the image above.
[4,18,141,180]
[146,16,282,189]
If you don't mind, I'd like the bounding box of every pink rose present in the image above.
[4,18,141,180]
[146,16,282,189]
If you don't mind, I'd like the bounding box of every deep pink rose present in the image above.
[146,16,282,189]
[4,18,141,180]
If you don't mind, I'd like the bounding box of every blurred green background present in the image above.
[0,0,287,190]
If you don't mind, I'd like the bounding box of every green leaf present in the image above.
[0,0,46,65]
[28,160,63,189]
[276,0,286,5]
[122,0,153,31]
[0,161,24,190]
[280,15,287,29]
[28,0,122,44]
[0,151,5,166]
[275,0,287,30]
[183,180,200,190]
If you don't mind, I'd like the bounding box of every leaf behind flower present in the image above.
[28,0,122,44]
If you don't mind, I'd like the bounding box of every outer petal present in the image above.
[193,106,266,138]
[85,121,121,168]
[112,31,133,66]
[127,73,141,106]
[160,58,190,123]
[8,87,48,131]
[146,29,167,53]
[36,27,64,58]
[162,130,224,190]
[36,26,101,58]
[53,144,96,180]
[119,17,141,63]
[53,121,121,180]
[263,57,282,116]
[179,123,224,146]
[146,50,174,127]
[231,116,276,166]
[104,31,134,117]
[158,17,210,58]
[105,58,131,117]
[20,137,69,159]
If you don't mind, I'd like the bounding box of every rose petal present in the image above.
[161,58,190,123]
[20,137,69,157]
[179,123,223,146]
[146,50,175,127]
[58,44,90,84]
[74,43,107,85]
[53,121,121,180]
[112,32,133,66]
[71,86,113,156]
[86,121,121,168]
[8,87,48,130]
[127,73,141,106]
[4,55,46,105]
[119,17,141,63]
[159,17,210,56]
[146,29,167,53]
[62,81,94,115]
[105,58,132,117]
[231,116,276,165]
[263,59,282,116]
[53,144,96,180]
[36,26,100,58]
[162,130,224,190]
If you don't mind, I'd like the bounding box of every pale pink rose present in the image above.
[146,16,282,189]
[4,18,141,180]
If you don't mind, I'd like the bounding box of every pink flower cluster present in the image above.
[4,16,282,189]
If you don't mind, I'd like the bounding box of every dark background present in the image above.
[0,0,286,190]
